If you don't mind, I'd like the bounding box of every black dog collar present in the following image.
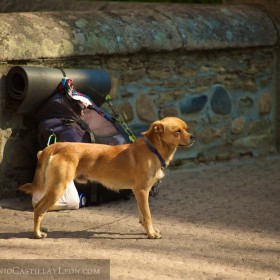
[142,137,167,169]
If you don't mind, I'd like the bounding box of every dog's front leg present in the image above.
[134,189,161,239]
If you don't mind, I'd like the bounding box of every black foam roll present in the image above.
[5,66,111,113]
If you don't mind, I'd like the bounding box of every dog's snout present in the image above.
[190,134,195,141]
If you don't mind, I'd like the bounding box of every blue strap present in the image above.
[142,137,167,169]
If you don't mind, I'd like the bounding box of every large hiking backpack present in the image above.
[36,77,135,205]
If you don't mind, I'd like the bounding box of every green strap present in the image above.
[47,132,57,146]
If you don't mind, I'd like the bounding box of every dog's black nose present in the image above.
[190,134,195,141]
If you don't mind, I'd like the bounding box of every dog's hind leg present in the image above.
[138,205,144,225]
[33,206,48,239]
[134,189,162,239]
[33,184,68,238]
[33,161,76,238]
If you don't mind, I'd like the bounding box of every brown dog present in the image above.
[19,117,194,239]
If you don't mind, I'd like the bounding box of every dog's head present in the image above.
[142,117,195,148]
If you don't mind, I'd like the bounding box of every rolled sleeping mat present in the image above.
[5,66,111,114]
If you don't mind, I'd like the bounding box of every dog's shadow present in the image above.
[1,197,147,240]
[0,230,147,240]
[55,230,147,240]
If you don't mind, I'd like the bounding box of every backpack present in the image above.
[36,77,135,206]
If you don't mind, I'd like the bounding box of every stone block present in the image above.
[147,70,171,80]
[238,96,254,108]
[136,93,156,122]
[198,126,226,145]
[231,117,245,135]
[156,90,185,104]
[114,101,134,122]
[211,85,232,115]
[233,134,275,150]
[159,105,179,118]
[180,95,208,114]
[248,119,273,135]
[259,92,272,114]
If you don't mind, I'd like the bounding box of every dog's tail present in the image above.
[18,149,50,195]
[18,183,35,194]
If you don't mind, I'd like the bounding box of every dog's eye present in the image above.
[175,129,181,134]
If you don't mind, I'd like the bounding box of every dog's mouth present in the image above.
[179,140,195,148]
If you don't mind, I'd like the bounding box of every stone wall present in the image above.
[224,0,280,153]
[113,49,276,162]
[0,4,279,197]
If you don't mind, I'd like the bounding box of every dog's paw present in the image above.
[34,229,48,239]
[35,232,48,239]
[147,229,162,239]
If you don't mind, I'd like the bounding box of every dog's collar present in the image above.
[142,137,167,169]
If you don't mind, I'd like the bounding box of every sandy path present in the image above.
[0,155,279,279]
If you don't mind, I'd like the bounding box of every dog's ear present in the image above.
[141,121,164,136]
[152,121,164,133]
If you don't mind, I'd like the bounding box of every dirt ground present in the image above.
[0,155,279,280]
